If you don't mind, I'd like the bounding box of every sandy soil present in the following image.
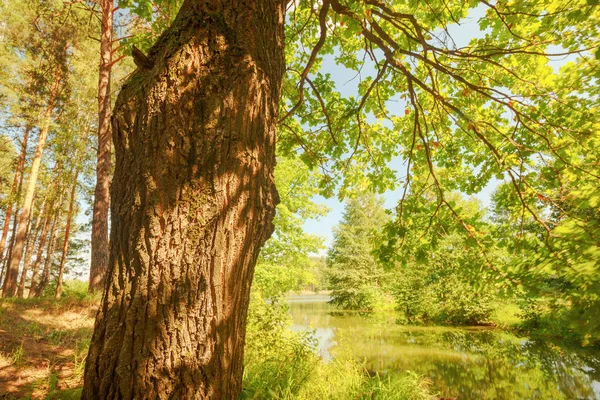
[0,299,96,399]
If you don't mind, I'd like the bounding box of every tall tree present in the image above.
[327,192,388,310]
[2,68,63,297]
[16,195,47,297]
[89,0,114,293]
[0,127,29,266]
[34,205,61,297]
[26,203,52,298]
[55,169,79,298]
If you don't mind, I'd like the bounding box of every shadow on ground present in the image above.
[0,298,96,399]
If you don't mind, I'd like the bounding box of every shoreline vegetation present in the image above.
[1,282,597,399]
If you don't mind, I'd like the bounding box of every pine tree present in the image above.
[327,192,388,310]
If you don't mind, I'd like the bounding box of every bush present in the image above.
[435,275,494,325]
[393,269,495,325]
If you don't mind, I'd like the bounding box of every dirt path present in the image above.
[0,298,96,399]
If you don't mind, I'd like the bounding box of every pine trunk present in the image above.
[89,0,113,293]
[3,69,62,297]
[34,207,60,298]
[0,139,27,291]
[17,196,48,298]
[82,0,285,398]
[16,213,38,297]
[26,213,50,298]
[0,127,30,265]
[55,171,78,299]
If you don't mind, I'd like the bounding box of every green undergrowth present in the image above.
[241,291,434,400]
[0,280,101,310]
[489,300,599,347]
[2,288,434,399]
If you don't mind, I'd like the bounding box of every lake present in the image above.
[288,294,600,400]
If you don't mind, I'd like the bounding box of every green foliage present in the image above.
[392,240,496,325]
[243,292,434,400]
[281,0,599,202]
[327,192,389,311]
[383,191,500,325]
[254,157,328,298]
[281,0,600,342]
[116,0,184,52]
[491,181,600,344]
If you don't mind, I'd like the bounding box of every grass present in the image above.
[9,341,25,365]
[1,285,435,399]
[242,349,435,400]
[0,282,96,399]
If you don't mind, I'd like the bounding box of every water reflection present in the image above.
[288,294,600,400]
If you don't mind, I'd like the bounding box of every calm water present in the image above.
[288,294,600,400]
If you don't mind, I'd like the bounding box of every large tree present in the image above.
[82,0,285,398]
[82,0,598,398]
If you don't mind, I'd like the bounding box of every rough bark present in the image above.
[89,0,114,293]
[82,0,285,398]
[3,69,62,297]
[0,127,30,265]
[55,170,78,299]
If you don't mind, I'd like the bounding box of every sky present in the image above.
[302,5,491,251]
[300,5,577,252]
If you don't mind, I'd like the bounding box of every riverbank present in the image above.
[287,293,600,399]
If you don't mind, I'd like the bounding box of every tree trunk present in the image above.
[26,213,50,298]
[0,145,27,292]
[3,68,62,298]
[16,212,36,298]
[34,207,60,298]
[0,126,30,265]
[17,196,48,298]
[89,0,113,293]
[55,170,78,299]
[82,0,285,398]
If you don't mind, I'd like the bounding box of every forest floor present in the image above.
[0,297,96,399]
